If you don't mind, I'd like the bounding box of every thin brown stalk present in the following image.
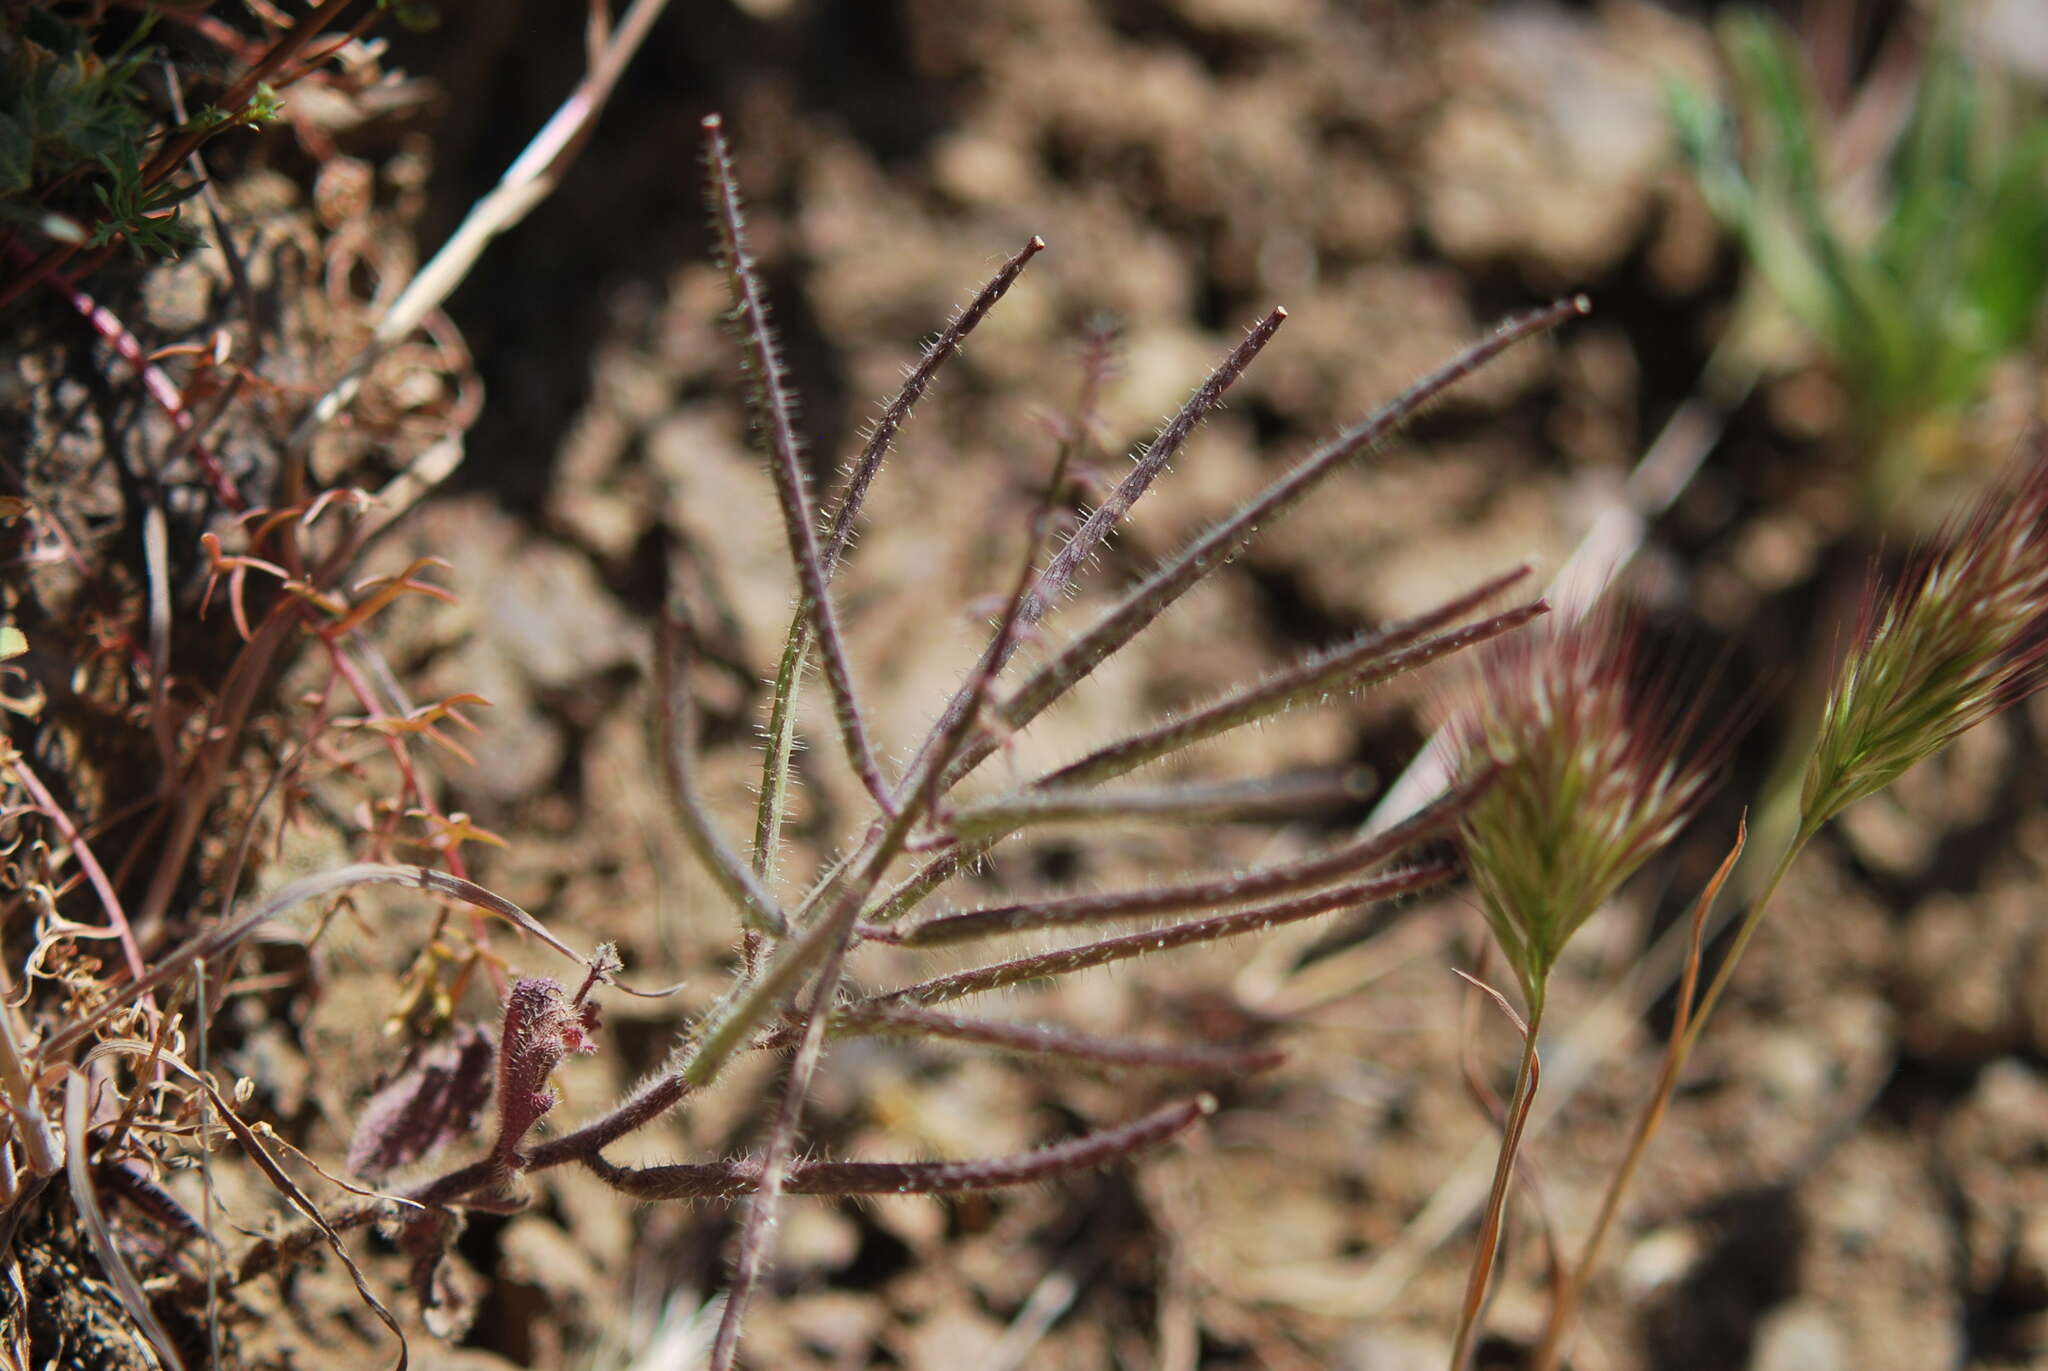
[1448,984,1544,1371]
[1529,817,1748,1371]
[8,756,146,983]
[133,529,364,947]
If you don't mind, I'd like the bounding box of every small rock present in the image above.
[1344,1328,1448,1371]
[1748,1299,1847,1371]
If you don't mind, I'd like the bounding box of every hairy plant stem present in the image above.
[1448,997,1545,1371]
[706,484,1051,1370]
[750,237,1045,879]
[658,622,793,938]
[864,575,1536,930]
[584,1095,1216,1199]
[976,301,1585,773]
[883,308,1289,811]
[894,776,1483,947]
[704,114,893,815]
[850,863,1454,1016]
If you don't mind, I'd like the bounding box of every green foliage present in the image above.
[0,12,279,261]
[379,0,443,33]
[1673,11,2048,516]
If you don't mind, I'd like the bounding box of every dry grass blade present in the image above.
[295,0,677,449]
[40,865,609,1064]
[0,1005,58,1181]
[201,1081,410,1371]
[1447,972,1544,1371]
[81,1041,411,1367]
[64,1074,189,1371]
[1530,816,1748,1371]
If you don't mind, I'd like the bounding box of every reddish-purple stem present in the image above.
[888,307,1290,808]
[898,774,1486,946]
[856,862,1455,1015]
[820,236,1046,573]
[585,1094,1217,1199]
[776,1002,1286,1074]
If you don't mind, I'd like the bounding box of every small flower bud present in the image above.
[493,977,595,1171]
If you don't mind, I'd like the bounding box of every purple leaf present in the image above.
[347,1025,495,1181]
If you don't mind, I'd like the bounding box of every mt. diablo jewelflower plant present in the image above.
[22,114,1577,1371]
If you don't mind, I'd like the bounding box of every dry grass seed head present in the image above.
[1447,604,1722,1010]
[1804,441,2048,830]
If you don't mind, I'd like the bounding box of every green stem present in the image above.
[750,620,811,883]
[1448,997,1546,1371]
